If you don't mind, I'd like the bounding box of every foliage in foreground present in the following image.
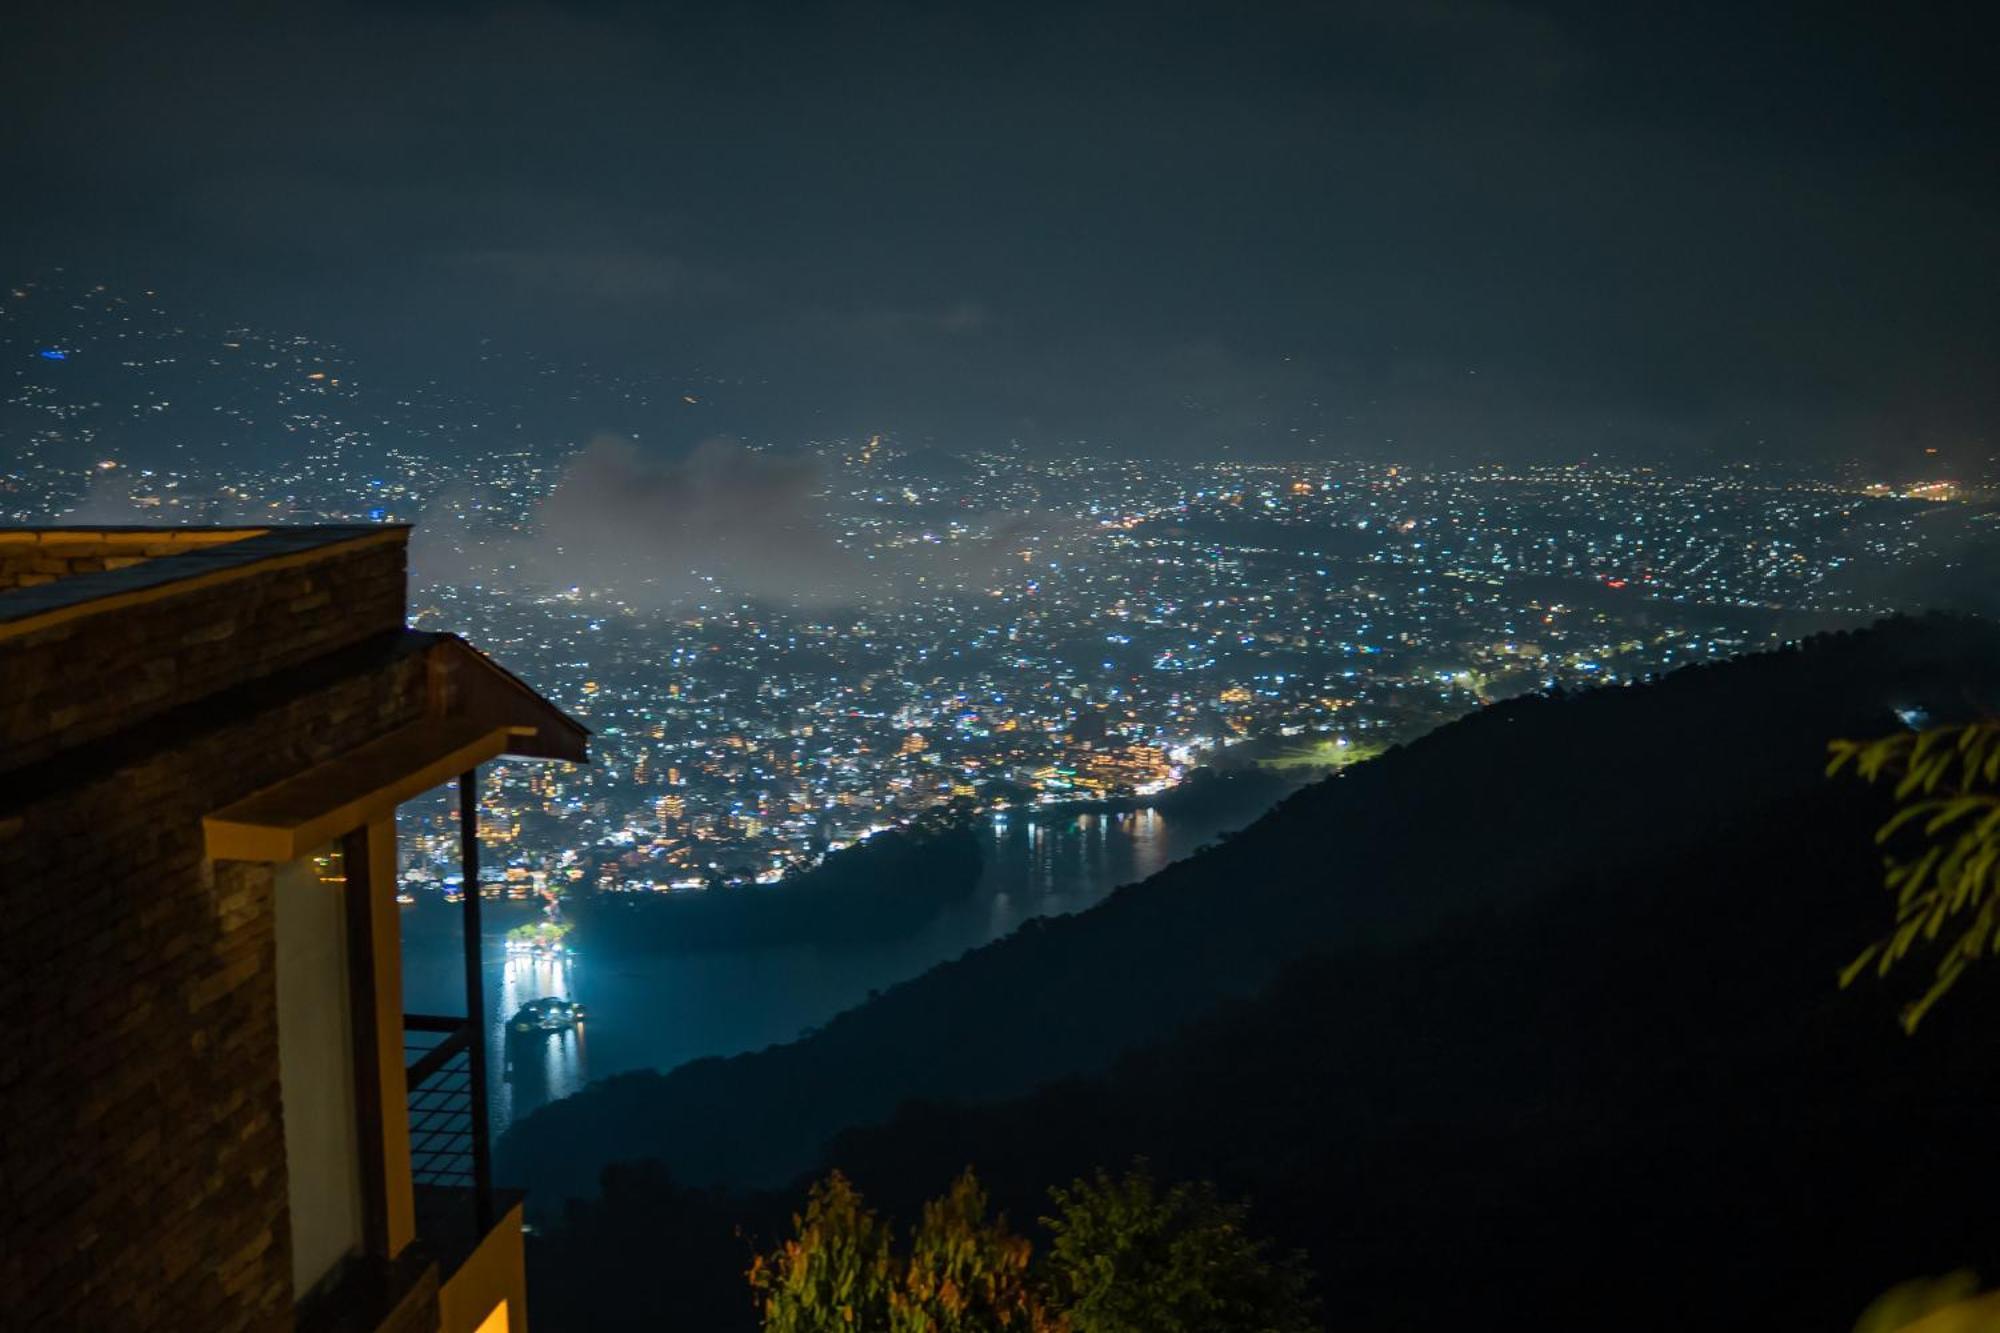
[748,1170,1058,1332]
[747,1172,896,1332]
[1829,721,2000,1031]
[1041,1167,1318,1333]
[899,1172,1060,1332]
[747,1165,1318,1332]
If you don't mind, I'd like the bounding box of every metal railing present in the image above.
[395,768,496,1243]
[404,1013,490,1216]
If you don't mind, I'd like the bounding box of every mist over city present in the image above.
[4,4,1999,1332]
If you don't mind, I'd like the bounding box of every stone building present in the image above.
[0,526,588,1332]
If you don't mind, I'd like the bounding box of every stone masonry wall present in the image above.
[0,578,428,1329]
[0,529,258,592]
[0,537,407,775]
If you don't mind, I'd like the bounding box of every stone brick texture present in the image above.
[0,529,254,591]
[0,536,432,1331]
[1,539,407,775]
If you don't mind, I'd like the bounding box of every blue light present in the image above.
[367,507,387,521]
[37,348,68,361]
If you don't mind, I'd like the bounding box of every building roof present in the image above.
[426,633,591,763]
[0,525,404,637]
[0,524,589,819]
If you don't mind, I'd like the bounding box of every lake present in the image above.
[400,801,1274,1137]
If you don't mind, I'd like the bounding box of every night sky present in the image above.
[5,1,1995,463]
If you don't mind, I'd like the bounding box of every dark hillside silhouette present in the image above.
[532,773,2000,1329]
[822,780,2000,1330]
[499,615,2000,1224]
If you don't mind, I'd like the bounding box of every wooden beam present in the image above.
[204,720,525,861]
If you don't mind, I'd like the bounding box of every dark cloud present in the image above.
[4,0,1995,467]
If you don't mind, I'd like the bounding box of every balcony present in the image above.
[402,1013,526,1333]
[404,1014,504,1259]
[405,1016,484,1194]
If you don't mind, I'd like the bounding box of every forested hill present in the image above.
[799,739,2000,1331]
[497,614,2000,1214]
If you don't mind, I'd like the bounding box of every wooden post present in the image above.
[459,769,494,1233]
[342,828,391,1259]
[366,818,417,1256]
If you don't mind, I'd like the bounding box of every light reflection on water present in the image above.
[403,804,1240,1138]
[491,953,590,1131]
